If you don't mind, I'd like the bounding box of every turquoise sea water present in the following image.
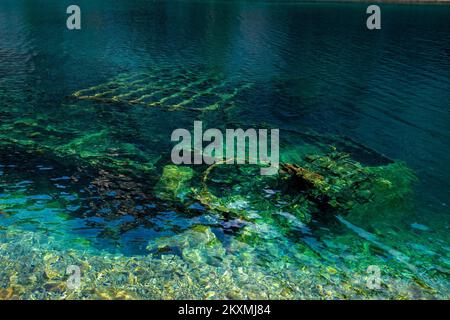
[0,1,449,299]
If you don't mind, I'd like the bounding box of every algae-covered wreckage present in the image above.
[0,66,416,237]
[0,67,425,299]
[0,80,415,226]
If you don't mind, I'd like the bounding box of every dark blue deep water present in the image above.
[0,1,449,299]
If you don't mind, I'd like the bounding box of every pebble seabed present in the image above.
[1,221,448,300]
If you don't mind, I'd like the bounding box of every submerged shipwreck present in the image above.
[0,66,416,226]
[0,66,422,299]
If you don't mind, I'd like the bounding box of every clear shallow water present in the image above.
[0,1,449,299]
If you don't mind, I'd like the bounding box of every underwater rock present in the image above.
[88,169,157,216]
[93,288,138,300]
[147,225,225,265]
[411,223,430,232]
[147,225,218,252]
[44,282,66,294]
[43,264,63,280]
[193,188,249,216]
[55,130,158,174]
[0,287,14,299]
[154,165,194,201]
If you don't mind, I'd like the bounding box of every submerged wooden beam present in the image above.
[71,68,253,112]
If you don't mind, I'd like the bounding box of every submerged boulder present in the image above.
[146,225,225,265]
[154,165,194,201]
